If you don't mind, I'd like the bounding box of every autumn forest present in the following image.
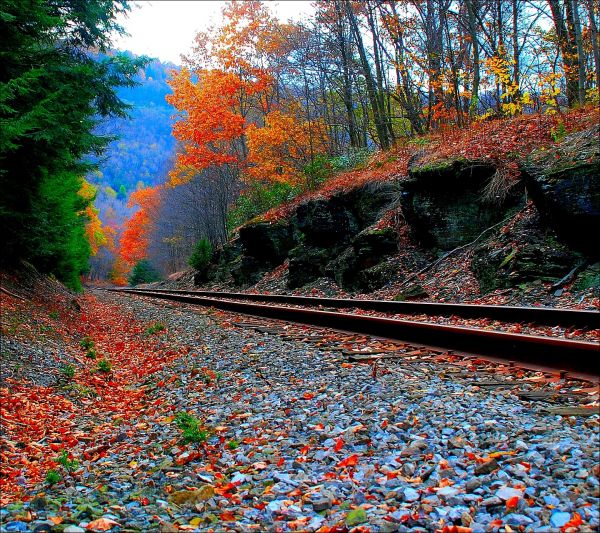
[1,0,599,286]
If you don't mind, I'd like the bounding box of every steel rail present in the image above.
[110,288,599,375]
[118,288,600,329]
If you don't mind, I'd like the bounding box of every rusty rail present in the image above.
[120,288,600,329]
[109,288,599,375]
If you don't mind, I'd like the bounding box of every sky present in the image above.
[112,1,315,65]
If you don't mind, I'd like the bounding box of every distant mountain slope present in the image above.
[88,52,177,227]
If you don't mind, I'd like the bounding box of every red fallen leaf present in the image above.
[303,392,315,400]
[337,454,359,468]
[380,420,388,429]
[87,517,120,531]
[300,445,310,455]
[438,526,473,533]
[334,438,344,452]
[220,510,236,521]
[277,457,285,467]
[505,496,519,509]
[561,513,583,531]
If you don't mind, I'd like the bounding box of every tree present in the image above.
[188,239,212,272]
[0,0,147,289]
[128,259,161,286]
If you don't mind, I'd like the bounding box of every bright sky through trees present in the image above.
[112,1,315,64]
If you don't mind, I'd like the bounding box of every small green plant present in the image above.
[86,347,97,359]
[65,383,97,398]
[49,310,59,320]
[45,469,61,485]
[79,336,94,350]
[146,322,166,336]
[60,364,75,380]
[56,450,79,472]
[227,440,240,450]
[188,238,213,272]
[550,121,568,142]
[174,412,209,445]
[96,359,112,373]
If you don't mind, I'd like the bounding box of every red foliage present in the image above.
[261,107,599,224]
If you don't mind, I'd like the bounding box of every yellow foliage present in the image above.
[246,109,328,186]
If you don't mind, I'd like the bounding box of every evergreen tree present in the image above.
[0,0,147,289]
[128,259,161,286]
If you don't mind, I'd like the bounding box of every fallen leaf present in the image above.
[86,518,120,531]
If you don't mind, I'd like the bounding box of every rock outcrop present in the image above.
[402,157,525,250]
[196,125,599,295]
[523,125,600,255]
[471,210,584,293]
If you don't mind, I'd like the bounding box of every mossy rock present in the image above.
[354,260,400,293]
[230,256,264,287]
[472,237,583,294]
[393,283,429,301]
[572,262,600,293]
[402,156,525,250]
[288,245,334,289]
[523,125,600,254]
[239,221,295,266]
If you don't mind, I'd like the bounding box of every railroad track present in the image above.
[114,288,600,329]
[107,287,599,378]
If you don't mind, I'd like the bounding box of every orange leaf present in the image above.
[337,454,359,468]
[505,496,519,509]
[220,510,236,521]
[334,438,344,452]
[561,513,583,531]
[87,518,120,531]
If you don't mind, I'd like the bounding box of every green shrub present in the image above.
[188,238,212,272]
[227,181,299,232]
[56,450,79,472]
[60,364,75,380]
[174,412,209,444]
[96,359,112,373]
[79,336,94,350]
[45,469,61,485]
[328,148,372,171]
[145,322,166,335]
[128,259,161,286]
[303,155,332,190]
[86,347,97,359]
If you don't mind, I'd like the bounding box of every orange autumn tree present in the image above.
[166,68,247,185]
[118,186,161,267]
[246,108,328,188]
[166,1,317,190]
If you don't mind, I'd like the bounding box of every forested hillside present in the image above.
[87,56,178,281]
[112,0,599,286]
[0,0,146,290]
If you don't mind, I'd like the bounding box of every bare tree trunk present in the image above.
[334,0,362,148]
[344,0,390,149]
[548,0,581,106]
[586,0,600,91]
[571,0,587,103]
[512,0,521,93]
[465,0,481,117]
